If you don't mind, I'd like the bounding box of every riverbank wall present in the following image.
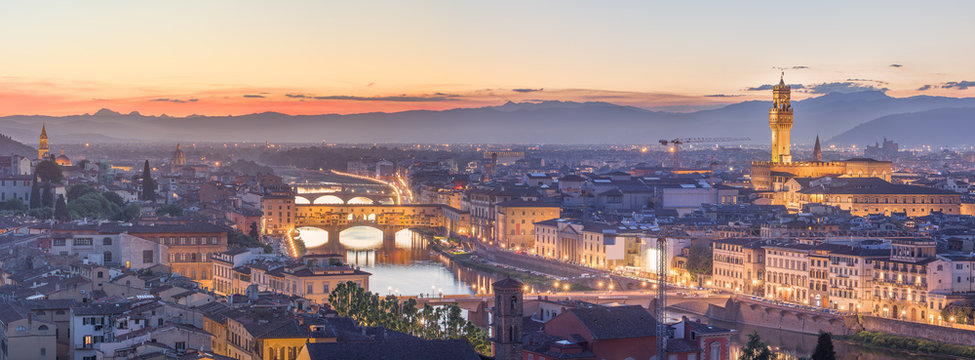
[703,297,975,347]
[706,297,854,336]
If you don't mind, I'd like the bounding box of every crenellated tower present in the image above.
[769,73,793,163]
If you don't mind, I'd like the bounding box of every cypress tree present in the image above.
[248,221,260,239]
[29,178,40,209]
[54,194,68,221]
[41,182,53,208]
[141,160,157,201]
[811,332,836,360]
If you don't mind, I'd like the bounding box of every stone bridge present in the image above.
[295,192,396,205]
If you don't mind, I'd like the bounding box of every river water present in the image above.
[296,227,941,360]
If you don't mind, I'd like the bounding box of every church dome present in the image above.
[55,149,71,166]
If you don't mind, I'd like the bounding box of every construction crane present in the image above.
[658,137,750,168]
[655,237,670,359]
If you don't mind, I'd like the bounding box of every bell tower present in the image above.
[769,73,793,163]
[38,124,49,160]
[492,277,523,360]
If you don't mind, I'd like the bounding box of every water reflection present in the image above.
[339,226,383,250]
[294,226,328,248]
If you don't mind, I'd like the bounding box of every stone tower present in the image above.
[38,124,49,160]
[813,135,822,162]
[492,277,523,360]
[769,74,793,163]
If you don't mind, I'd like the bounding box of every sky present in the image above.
[1,0,974,116]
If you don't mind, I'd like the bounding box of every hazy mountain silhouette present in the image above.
[828,107,975,146]
[0,133,37,158]
[1,92,975,145]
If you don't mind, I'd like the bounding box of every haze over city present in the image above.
[3,2,975,360]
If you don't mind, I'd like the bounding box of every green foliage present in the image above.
[35,160,63,183]
[41,182,53,208]
[29,181,40,209]
[28,207,53,219]
[848,331,975,358]
[68,192,120,220]
[103,191,125,207]
[228,230,271,253]
[155,204,184,217]
[686,243,713,276]
[54,195,69,221]
[67,183,98,202]
[1,198,27,213]
[248,221,259,239]
[811,332,836,360]
[116,203,141,222]
[941,302,975,325]
[738,331,776,360]
[223,160,274,176]
[140,160,157,201]
[328,281,491,355]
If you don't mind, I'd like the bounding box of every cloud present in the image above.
[791,66,809,70]
[311,94,459,102]
[845,78,889,85]
[805,82,886,94]
[243,94,265,98]
[285,93,307,98]
[367,82,375,87]
[747,84,804,91]
[148,98,198,103]
[513,88,544,93]
[704,94,744,98]
[890,64,903,68]
[917,84,932,91]
[942,81,975,90]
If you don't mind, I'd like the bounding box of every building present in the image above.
[0,302,57,360]
[826,245,888,313]
[491,278,523,360]
[213,252,370,304]
[524,305,658,360]
[262,188,296,236]
[711,238,765,296]
[764,243,814,304]
[38,124,49,160]
[494,200,560,252]
[50,233,168,270]
[750,76,893,192]
[0,175,32,203]
[172,144,187,166]
[795,177,962,217]
[533,220,608,268]
[54,149,71,166]
[870,238,937,322]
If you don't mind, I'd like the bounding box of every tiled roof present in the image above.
[562,305,657,340]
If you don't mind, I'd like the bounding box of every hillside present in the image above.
[827,107,975,147]
[1,92,974,145]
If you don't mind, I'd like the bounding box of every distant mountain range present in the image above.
[0,134,36,158]
[1,91,974,145]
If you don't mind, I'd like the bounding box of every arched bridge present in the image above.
[293,204,447,254]
[295,192,396,205]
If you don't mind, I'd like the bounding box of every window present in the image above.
[102,237,112,246]
[143,250,153,264]
[73,238,93,246]
[307,284,314,294]
[103,251,112,263]
[53,239,66,247]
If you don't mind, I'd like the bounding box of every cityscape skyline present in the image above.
[2,0,974,116]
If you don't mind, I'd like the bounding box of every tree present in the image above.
[28,207,53,219]
[140,160,156,201]
[811,332,836,360]
[248,221,260,239]
[35,160,63,183]
[739,331,775,360]
[68,183,98,202]
[103,191,125,207]
[1,198,27,213]
[687,243,713,280]
[29,180,40,209]
[115,203,141,222]
[54,195,69,221]
[155,204,183,217]
[41,182,53,208]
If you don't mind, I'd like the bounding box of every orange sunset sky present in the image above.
[1,0,973,117]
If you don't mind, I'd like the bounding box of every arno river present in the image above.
[295,226,930,360]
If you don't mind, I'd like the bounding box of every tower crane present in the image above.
[658,137,750,168]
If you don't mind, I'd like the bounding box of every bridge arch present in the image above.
[295,226,329,248]
[347,196,375,205]
[295,196,311,204]
[314,195,345,204]
[339,226,383,250]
